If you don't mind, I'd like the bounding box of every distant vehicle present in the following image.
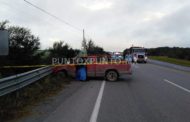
[129,47,147,63]
[53,55,132,81]
[111,52,123,60]
[125,54,132,63]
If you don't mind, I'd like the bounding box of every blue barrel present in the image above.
[76,66,86,81]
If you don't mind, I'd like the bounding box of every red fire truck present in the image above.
[53,55,132,81]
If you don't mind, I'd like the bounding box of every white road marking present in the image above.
[90,80,106,122]
[164,79,190,94]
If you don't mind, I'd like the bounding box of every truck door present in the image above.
[67,64,76,77]
[86,57,96,77]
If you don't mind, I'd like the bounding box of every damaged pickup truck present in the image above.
[53,55,132,81]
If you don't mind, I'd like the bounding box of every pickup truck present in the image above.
[53,56,132,81]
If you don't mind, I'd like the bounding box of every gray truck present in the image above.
[129,47,147,63]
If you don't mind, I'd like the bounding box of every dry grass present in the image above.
[0,73,71,122]
[149,56,190,67]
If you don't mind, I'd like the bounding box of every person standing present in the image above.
[133,54,137,64]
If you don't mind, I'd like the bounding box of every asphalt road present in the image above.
[19,63,190,122]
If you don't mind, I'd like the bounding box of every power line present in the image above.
[23,0,82,32]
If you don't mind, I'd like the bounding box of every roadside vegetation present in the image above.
[149,56,190,67]
[0,73,71,122]
[0,20,106,77]
[147,47,190,67]
[148,47,190,61]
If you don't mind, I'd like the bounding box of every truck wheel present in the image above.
[106,70,118,81]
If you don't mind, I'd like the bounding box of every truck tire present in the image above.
[106,70,118,81]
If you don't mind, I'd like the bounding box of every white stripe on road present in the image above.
[90,80,106,122]
[164,79,190,94]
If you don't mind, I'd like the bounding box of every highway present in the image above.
[19,63,190,122]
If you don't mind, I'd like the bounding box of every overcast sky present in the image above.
[1,0,190,51]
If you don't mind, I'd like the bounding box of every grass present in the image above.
[149,56,190,67]
[0,73,71,122]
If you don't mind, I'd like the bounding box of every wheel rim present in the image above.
[107,71,117,81]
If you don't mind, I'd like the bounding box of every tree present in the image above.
[0,21,41,65]
[86,39,105,55]
[147,47,190,60]
[87,40,95,49]
[49,41,79,58]
[0,20,9,30]
[8,26,40,65]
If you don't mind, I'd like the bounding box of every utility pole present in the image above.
[82,29,87,56]
[83,29,85,42]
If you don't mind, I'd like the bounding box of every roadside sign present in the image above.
[0,30,9,56]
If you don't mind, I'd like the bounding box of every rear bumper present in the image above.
[137,58,147,62]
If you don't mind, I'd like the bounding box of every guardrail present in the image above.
[0,66,52,97]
